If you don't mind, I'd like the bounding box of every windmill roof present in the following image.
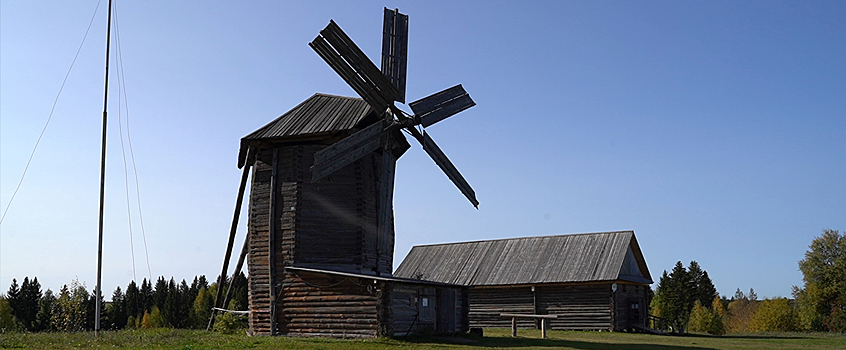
[238,93,378,167]
[393,231,652,286]
[244,93,375,140]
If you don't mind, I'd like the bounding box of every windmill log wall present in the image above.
[246,142,465,337]
[248,143,388,334]
[279,270,381,338]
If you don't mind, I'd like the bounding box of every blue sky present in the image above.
[1,1,844,300]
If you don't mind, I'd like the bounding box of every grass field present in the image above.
[1,328,844,349]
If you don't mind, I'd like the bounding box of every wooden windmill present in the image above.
[210,8,475,337]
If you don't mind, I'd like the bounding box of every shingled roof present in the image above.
[238,93,379,167]
[394,231,652,286]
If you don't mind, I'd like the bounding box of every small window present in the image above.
[422,297,429,307]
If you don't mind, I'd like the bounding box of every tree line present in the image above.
[651,229,845,334]
[0,273,247,332]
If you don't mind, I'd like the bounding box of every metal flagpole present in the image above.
[95,0,113,336]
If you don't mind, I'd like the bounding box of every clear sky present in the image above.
[1,1,844,300]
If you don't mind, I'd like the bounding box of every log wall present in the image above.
[612,282,649,331]
[247,150,273,334]
[247,143,399,336]
[279,270,380,338]
[468,283,646,331]
[391,284,468,336]
[468,286,535,328]
[538,284,612,331]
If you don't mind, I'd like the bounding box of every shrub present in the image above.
[0,297,22,332]
[688,300,713,333]
[687,298,726,335]
[213,312,246,334]
[727,296,758,333]
[141,306,166,329]
[709,297,726,335]
[749,298,798,332]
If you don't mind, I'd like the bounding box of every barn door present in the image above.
[436,288,456,333]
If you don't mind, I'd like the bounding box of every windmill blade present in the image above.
[409,84,476,128]
[317,20,401,104]
[419,130,479,208]
[381,8,408,103]
[311,121,385,181]
[310,35,390,113]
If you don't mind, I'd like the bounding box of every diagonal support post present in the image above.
[208,147,253,331]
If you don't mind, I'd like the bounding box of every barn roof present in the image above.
[394,231,652,286]
[238,93,379,167]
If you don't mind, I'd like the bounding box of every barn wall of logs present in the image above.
[612,282,649,331]
[539,283,612,331]
[391,285,468,336]
[468,286,535,329]
[468,282,648,331]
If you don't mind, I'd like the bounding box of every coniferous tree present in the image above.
[6,278,20,322]
[19,276,43,331]
[189,286,214,329]
[178,279,191,328]
[189,277,200,305]
[162,278,179,327]
[652,261,719,333]
[35,288,56,331]
[231,271,248,310]
[650,270,670,318]
[667,261,691,330]
[688,262,718,308]
[109,287,127,330]
[154,277,168,311]
[140,278,153,313]
[87,286,104,331]
[197,275,208,290]
[125,280,140,321]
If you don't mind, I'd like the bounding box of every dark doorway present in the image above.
[628,298,642,327]
[436,289,457,333]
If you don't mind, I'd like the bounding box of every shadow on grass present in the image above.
[679,333,808,340]
[397,334,720,350]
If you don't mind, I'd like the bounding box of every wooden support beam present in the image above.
[376,135,396,275]
[208,147,253,331]
[221,233,249,315]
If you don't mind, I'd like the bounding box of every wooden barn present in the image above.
[394,231,653,332]
[237,93,468,337]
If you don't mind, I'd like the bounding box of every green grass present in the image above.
[1,328,844,349]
